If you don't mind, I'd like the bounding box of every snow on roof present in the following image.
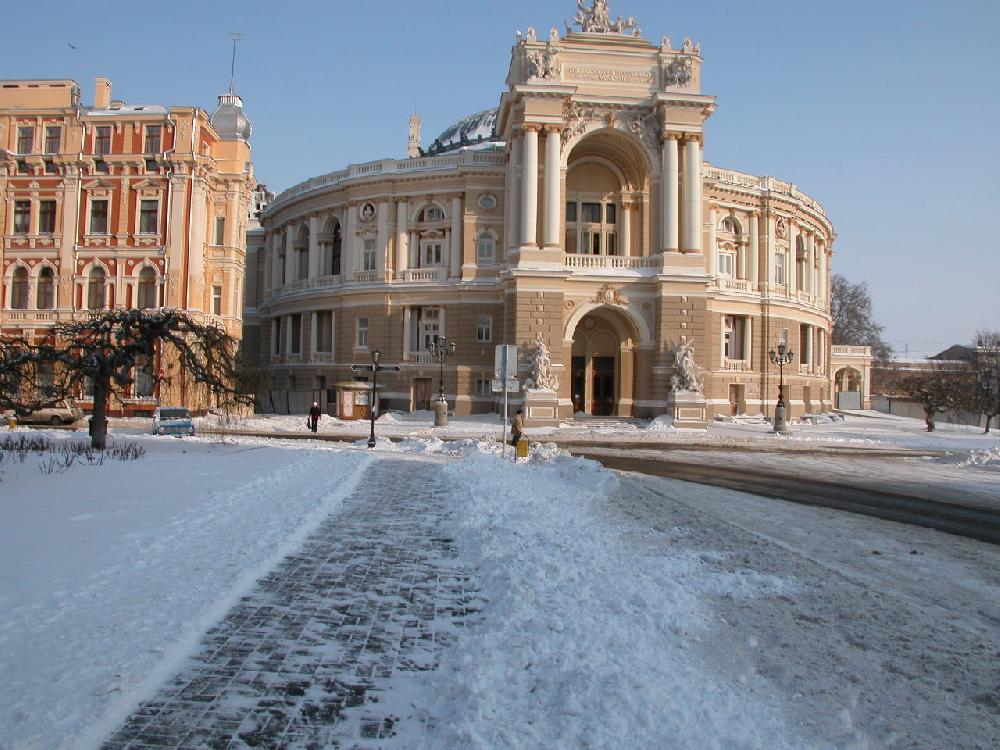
[86,104,169,116]
[433,108,499,152]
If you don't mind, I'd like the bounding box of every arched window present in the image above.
[36,267,55,309]
[296,226,310,280]
[721,216,742,235]
[418,205,444,222]
[10,267,29,309]
[476,232,496,264]
[137,267,157,309]
[331,224,342,276]
[87,267,107,310]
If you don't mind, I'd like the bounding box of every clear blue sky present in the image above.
[7,0,999,357]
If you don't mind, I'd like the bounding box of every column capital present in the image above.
[543,124,563,135]
[682,133,703,145]
[661,131,681,142]
[522,123,542,133]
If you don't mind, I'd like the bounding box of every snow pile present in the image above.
[409,451,800,748]
[647,414,675,431]
[959,446,1000,470]
[0,436,371,750]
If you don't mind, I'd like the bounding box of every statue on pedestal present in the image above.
[527,333,559,391]
[669,340,704,394]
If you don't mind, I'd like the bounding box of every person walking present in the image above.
[510,408,524,446]
[309,402,322,433]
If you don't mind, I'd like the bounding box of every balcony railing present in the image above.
[311,352,335,363]
[564,254,661,273]
[831,345,872,358]
[353,271,379,284]
[402,267,447,282]
[719,278,753,293]
[722,359,750,372]
[406,350,434,365]
[3,310,58,324]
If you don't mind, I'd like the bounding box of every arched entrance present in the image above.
[568,306,640,416]
[834,366,863,410]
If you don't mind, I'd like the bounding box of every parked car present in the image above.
[152,406,195,436]
[19,399,84,426]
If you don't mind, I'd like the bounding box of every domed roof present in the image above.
[210,91,252,142]
[432,108,499,153]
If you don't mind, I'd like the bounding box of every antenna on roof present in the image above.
[228,32,242,94]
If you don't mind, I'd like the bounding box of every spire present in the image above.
[211,32,252,142]
[228,32,241,94]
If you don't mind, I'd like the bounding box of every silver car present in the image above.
[152,406,196,436]
[19,398,84,426]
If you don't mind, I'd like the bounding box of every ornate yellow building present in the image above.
[0,77,255,414]
[249,1,835,421]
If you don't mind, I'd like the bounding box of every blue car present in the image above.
[152,406,195,436]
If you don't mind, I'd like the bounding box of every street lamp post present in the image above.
[367,349,380,448]
[429,335,457,427]
[768,341,795,434]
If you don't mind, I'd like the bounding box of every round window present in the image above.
[478,194,497,210]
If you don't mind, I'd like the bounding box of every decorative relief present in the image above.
[360,201,376,222]
[568,0,641,37]
[563,102,660,152]
[775,218,788,239]
[594,283,626,306]
[564,299,576,310]
[663,57,694,88]
[525,42,560,80]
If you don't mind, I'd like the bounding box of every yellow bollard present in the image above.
[516,437,529,459]
[8,415,17,430]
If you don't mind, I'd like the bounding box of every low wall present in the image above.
[871,395,998,429]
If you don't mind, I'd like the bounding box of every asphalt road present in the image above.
[568,449,1000,546]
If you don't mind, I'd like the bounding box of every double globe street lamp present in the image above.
[768,341,795,434]
[429,335,456,427]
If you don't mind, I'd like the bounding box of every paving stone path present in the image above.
[103,457,478,750]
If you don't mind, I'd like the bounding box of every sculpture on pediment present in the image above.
[664,57,693,88]
[594,283,626,307]
[669,340,705,394]
[527,333,559,391]
[570,0,641,37]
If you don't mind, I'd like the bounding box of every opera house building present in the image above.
[244,2,840,422]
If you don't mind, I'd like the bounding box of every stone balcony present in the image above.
[563,254,661,275]
[3,309,59,324]
[721,359,751,372]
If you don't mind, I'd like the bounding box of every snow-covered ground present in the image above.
[1,415,997,748]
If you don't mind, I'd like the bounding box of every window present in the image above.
[139,199,158,234]
[721,216,741,234]
[38,200,57,234]
[214,216,225,246]
[94,126,111,156]
[315,311,334,353]
[477,315,492,343]
[36,267,55,309]
[87,267,107,309]
[90,199,109,234]
[724,315,745,360]
[475,378,492,397]
[144,125,161,154]
[718,252,735,278]
[291,314,302,354]
[212,284,223,316]
[422,241,442,267]
[10,268,29,309]
[363,238,377,271]
[419,307,440,350]
[17,126,34,154]
[137,267,157,309]
[272,319,282,356]
[356,317,369,348]
[44,160,58,175]
[478,194,497,210]
[566,198,617,256]
[133,355,155,399]
[13,201,31,234]
[477,233,496,263]
[44,126,61,154]
[420,206,444,222]
[773,252,785,285]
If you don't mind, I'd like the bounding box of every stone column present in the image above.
[376,202,389,279]
[807,233,816,296]
[749,213,760,288]
[307,214,319,279]
[744,317,753,368]
[450,195,462,277]
[806,325,814,372]
[766,214,776,290]
[284,225,296,286]
[507,134,521,253]
[661,134,679,252]
[345,205,358,275]
[402,306,412,361]
[395,200,408,275]
[543,126,561,248]
[620,200,631,256]
[707,206,717,278]
[520,124,539,249]
[682,136,702,253]
[788,221,798,293]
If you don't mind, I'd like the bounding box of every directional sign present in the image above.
[351,364,374,374]
[377,365,402,372]
[352,364,401,374]
[494,345,518,380]
[491,377,520,393]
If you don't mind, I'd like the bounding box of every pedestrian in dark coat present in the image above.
[510,409,524,446]
[309,402,322,433]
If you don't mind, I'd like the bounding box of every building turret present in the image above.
[408,113,422,158]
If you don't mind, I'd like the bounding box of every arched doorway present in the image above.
[568,306,639,416]
[834,366,863,410]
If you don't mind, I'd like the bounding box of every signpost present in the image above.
[493,345,519,455]
[352,355,401,448]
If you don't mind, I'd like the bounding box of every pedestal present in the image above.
[433,396,448,427]
[666,390,708,429]
[523,388,560,428]
[773,403,790,434]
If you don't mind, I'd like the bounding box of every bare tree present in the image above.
[3,309,249,449]
[893,362,974,432]
[830,275,893,362]
[969,329,1000,434]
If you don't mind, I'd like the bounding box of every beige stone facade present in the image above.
[248,3,835,421]
[0,77,255,414]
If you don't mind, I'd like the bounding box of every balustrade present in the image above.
[564,254,661,273]
[722,359,750,372]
